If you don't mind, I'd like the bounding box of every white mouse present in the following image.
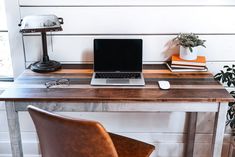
[158,81,170,90]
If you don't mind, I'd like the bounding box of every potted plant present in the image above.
[214,65,235,135]
[173,33,206,60]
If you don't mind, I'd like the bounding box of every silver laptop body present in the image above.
[91,39,145,86]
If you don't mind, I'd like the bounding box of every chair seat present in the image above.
[109,133,155,157]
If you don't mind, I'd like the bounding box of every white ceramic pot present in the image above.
[179,46,198,60]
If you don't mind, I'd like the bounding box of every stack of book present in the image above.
[166,54,208,72]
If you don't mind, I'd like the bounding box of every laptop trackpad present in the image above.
[106,79,130,84]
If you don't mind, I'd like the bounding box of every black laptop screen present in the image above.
[94,39,142,72]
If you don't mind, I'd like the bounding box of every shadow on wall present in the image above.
[161,39,179,61]
[82,49,93,63]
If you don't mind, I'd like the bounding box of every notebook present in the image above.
[90,39,145,86]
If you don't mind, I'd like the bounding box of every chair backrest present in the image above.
[28,105,119,157]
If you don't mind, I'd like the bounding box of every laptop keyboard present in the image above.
[95,73,141,79]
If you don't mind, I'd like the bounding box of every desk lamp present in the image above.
[19,15,64,72]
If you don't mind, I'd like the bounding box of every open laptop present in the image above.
[90,39,145,86]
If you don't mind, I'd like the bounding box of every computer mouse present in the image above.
[158,81,170,90]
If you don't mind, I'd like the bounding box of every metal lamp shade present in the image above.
[19,14,63,33]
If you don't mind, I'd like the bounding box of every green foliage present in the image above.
[214,65,235,133]
[173,33,206,52]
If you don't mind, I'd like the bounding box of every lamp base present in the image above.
[30,60,61,73]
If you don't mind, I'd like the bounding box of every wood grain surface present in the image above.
[0,64,233,102]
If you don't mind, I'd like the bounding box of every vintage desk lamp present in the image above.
[19,15,64,72]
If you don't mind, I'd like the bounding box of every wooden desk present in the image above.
[0,64,233,157]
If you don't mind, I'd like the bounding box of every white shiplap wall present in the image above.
[2,0,235,157]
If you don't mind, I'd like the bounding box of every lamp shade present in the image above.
[19,14,63,33]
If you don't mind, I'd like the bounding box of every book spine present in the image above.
[172,61,206,66]
[171,65,205,69]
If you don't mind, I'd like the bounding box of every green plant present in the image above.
[173,33,206,52]
[214,65,235,134]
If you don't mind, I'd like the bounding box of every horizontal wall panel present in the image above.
[0,142,11,154]
[24,35,175,62]
[20,7,235,34]
[0,111,8,132]
[0,155,40,157]
[0,132,10,141]
[19,0,235,6]
[0,131,231,147]
[0,82,12,89]
[1,108,230,136]
[17,112,219,133]
[0,2,7,30]
[113,133,231,144]
[0,131,231,144]
[0,102,5,110]
[19,112,188,132]
[0,132,38,142]
[0,141,230,157]
[206,62,235,75]
[0,142,38,155]
[23,36,52,62]
[23,35,235,62]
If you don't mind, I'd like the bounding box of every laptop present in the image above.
[90,39,145,86]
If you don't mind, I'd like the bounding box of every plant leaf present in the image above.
[214,73,222,81]
[215,65,235,131]
[227,68,232,71]
[189,47,193,52]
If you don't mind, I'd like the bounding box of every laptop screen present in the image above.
[94,39,143,72]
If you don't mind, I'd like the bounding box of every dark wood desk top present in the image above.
[0,64,234,102]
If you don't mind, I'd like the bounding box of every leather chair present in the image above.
[28,105,155,157]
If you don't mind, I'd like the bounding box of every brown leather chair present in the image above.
[28,105,155,157]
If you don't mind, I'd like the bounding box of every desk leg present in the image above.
[211,102,227,157]
[5,101,23,157]
[185,112,197,157]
